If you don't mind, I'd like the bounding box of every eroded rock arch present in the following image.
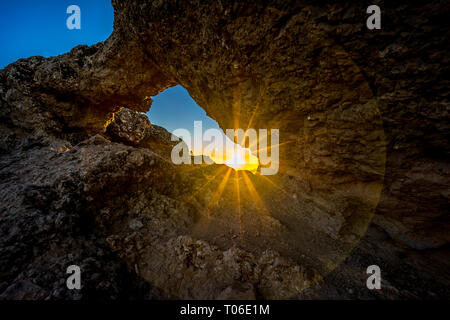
[0,0,448,299]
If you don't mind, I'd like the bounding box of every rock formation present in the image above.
[0,0,448,299]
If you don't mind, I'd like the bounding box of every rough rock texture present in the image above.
[0,0,449,299]
[106,108,151,145]
[0,134,168,300]
[105,108,182,160]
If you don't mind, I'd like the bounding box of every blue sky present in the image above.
[148,86,222,152]
[0,0,220,150]
[0,0,114,68]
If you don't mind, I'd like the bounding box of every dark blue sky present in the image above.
[0,0,218,148]
[0,0,114,68]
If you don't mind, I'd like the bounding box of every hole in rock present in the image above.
[147,85,259,172]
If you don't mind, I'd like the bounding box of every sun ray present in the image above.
[240,102,261,147]
[192,167,232,234]
[234,170,243,241]
[255,140,296,153]
[242,79,268,146]
[246,121,288,151]
[248,130,268,150]
[202,167,232,219]
[243,104,259,136]
[242,171,271,219]
[182,166,227,206]
[259,174,291,196]
[246,115,296,151]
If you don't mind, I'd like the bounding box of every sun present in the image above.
[208,145,259,173]
[224,148,259,172]
[225,150,246,170]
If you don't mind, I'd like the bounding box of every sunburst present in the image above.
[186,84,295,238]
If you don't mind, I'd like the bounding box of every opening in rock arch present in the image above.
[147,85,259,172]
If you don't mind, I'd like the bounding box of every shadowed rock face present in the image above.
[0,1,449,299]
